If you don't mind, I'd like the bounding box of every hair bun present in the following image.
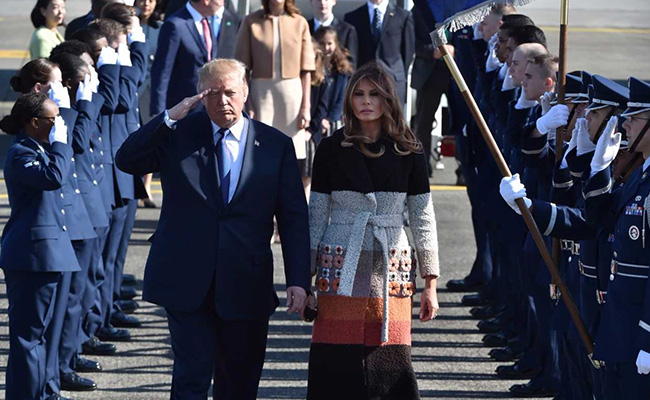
[9,75,22,93]
[0,115,20,135]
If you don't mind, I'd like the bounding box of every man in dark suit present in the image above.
[308,0,358,67]
[116,59,310,399]
[344,0,414,104]
[65,0,119,40]
[149,0,241,117]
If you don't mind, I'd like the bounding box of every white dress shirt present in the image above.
[314,14,334,31]
[366,0,389,27]
[186,1,225,44]
[211,116,247,202]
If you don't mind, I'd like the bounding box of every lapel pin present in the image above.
[255,140,260,147]
[226,21,231,26]
[389,12,394,16]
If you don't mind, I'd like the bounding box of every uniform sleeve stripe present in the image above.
[521,144,548,155]
[584,180,613,199]
[640,320,650,333]
[544,203,557,236]
[553,180,573,189]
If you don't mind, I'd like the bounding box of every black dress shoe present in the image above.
[482,332,509,347]
[446,278,486,293]
[115,299,139,314]
[478,317,506,333]
[61,371,97,391]
[509,382,557,398]
[471,305,498,320]
[82,336,117,356]
[489,346,523,361]
[461,293,488,307]
[496,364,541,380]
[97,326,131,342]
[119,286,138,300]
[74,356,102,373]
[122,273,137,285]
[111,311,142,328]
[48,394,74,400]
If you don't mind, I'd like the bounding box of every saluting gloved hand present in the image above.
[76,74,93,102]
[49,116,68,145]
[636,350,650,374]
[97,46,118,69]
[485,34,501,72]
[540,91,555,116]
[48,81,70,109]
[560,120,580,169]
[499,174,532,215]
[536,104,569,135]
[473,22,483,41]
[575,118,596,156]
[128,16,146,44]
[88,66,99,93]
[502,72,515,91]
[590,116,621,175]
[117,42,132,67]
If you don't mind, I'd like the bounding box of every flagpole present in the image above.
[436,43,600,368]
[552,0,570,278]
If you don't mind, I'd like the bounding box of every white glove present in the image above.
[485,38,502,72]
[499,174,532,215]
[49,116,68,145]
[488,33,498,50]
[88,66,99,93]
[76,74,93,102]
[473,22,483,41]
[560,123,580,169]
[575,118,596,156]
[97,46,118,68]
[502,72,515,91]
[540,91,555,116]
[48,81,70,109]
[117,42,132,67]
[536,104,569,135]
[636,350,650,375]
[128,20,146,44]
[590,116,621,175]
[515,89,538,110]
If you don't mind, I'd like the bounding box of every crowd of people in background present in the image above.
[4,0,650,398]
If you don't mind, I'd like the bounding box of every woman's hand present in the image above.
[419,276,439,322]
[320,119,331,135]
[298,106,311,130]
[168,89,211,121]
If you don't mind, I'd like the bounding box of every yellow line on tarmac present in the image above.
[540,26,650,35]
[430,185,466,191]
[0,50,29,59]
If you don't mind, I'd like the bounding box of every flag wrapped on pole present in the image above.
[413,0,601,368]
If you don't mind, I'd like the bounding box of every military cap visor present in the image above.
[586,75,629,111]
[621,77,650,117]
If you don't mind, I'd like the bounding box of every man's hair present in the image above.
[510,25,547,48]
[491,3,517,17]
[529,53,559,81]
[50,40,92,58]
[500,14,534,36]
[70,28,106,45]
[197,59,248,91]
[101,2,135,29]
[91,0,119,19]
[49,53,87,83]
[88,18,126,44]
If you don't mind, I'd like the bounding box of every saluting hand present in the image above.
[286,286,307,320]
[590,116,621,174]
[168,89,211,121]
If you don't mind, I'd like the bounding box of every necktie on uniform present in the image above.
[215,128,232,204]
[372,8,382,41]
[202,17,213,61]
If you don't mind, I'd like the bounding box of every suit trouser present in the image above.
[44,271,72,394]
[60,238,97,374]
[602,362,650,400]
[82,224,110,340]
[102,203,129,326]
[112,199,137,312]
[165,284,270,400]
[4,269,60,400]
[414,88,445,176]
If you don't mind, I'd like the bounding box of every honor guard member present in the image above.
[0,92,80,400]
[583,75,650,399]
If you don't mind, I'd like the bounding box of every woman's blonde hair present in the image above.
[342,62,422,158]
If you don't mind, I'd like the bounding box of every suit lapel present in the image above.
[381,3,395,36]
[184,9,208,61]
[359,5,372,38]
[194,113,224,211]
[229,116,254,205]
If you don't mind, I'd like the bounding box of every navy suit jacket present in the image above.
[0,134,80,273]
[115,111,311,319]
[150,7,242,116]
[344,2,414,103]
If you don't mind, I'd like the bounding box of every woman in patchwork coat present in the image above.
[307,62,440,399]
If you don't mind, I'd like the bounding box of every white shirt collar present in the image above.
[367,0,389,20]
[643,156,650,173]
[186,1,224,21]
[314,14,334,30]
[211,115,245,142]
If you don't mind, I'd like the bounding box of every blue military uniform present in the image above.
[1,133,80,400]
[584,76,650,399]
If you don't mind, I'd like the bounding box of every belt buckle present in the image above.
[561,240,570,251]
[610,260,618,275]
[549,284,561,300]
[596,290,606,305]
[573,243,581,256]
[578,261,585,275]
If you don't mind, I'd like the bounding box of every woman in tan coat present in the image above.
[234,0,315,191]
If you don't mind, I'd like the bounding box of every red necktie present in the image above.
[202,17,212,61]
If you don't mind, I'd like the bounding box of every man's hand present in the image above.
[419,277,439,322]
[590,116,621,175]
[286,286,307,319]
[536,104,569,135]
[499,174,532,215]
[167,89,211,121]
